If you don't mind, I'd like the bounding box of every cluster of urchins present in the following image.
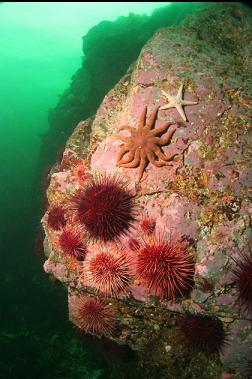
[45,173,252,356]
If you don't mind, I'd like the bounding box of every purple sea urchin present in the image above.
[181,313,227,354]
[47,204,66,230]
[70,175,136,242]
[232,250,252,315]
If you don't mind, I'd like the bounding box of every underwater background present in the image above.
[1,2,251,379]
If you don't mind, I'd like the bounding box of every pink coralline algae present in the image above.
[42,3,252,377]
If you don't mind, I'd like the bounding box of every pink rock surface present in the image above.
[42,3,252,375]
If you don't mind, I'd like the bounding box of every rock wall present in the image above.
[37,3,209,176]
[42,3,252,378]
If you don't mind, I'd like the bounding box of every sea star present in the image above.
[116,106,177,183]
[160,83,198,122]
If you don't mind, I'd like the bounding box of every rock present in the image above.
[42,3,252,377]
[37,3,208,183]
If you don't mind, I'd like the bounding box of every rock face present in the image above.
[40,2,207,174]
[37,3,208,188]
[42,3,252,378]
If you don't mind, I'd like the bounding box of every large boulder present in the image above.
[42,3,252,378]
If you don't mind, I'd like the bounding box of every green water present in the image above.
[0,3,209,378]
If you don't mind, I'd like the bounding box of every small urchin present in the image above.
[70,175,136,242]
[71,295,115,336]
[82,245,132,297]
[140,217,156,235]
[58,225,87,260]
[232,250,252,316]
[47,204,67,231]
[136,233,194,299]
[180,313,227,354]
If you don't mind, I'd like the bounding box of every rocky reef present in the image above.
[37,2,209,177]
[42,3,252,378]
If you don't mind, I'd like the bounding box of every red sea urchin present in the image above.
[71,295,115,336]
[128,237,140,252]
[232,250,252,315]
[70,175,136,242]
[83,246,131,297]
[58,226,86,260]
[136,234,194,299]
[47,204,67,230]
[140,217,156,235]
[180,313,227,354]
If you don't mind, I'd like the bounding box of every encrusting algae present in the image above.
[42,3,252,378]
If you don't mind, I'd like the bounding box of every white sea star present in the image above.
[160,84,198,122]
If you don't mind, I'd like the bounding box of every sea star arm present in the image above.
[117,134,131,143]
[159,126,176,145]
[159,104,174,110]
[146,135,160,145]
[144,106,159,130]
[118,149,140,168]
[161,89,174,103]
[137,151,148,183]
[181,99,198,106]
[147,151,173,167]
[151,145,177,161]
[137,106,147,129]
[176,103,187,122]
[118,125,134,134]
[150,122,173,136]
[117,145,130,163]
[117,149,136,165]
[176,84,183,101]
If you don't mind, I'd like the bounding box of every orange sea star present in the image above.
[116,106,177,183]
